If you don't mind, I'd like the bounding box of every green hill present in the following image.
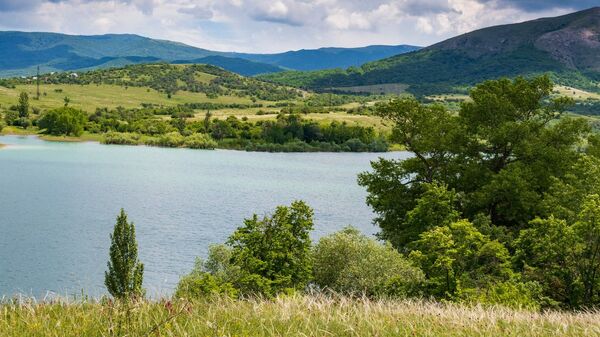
[172,55,285,76]
[261,7,600,95]
[0,31,418,77]
[234,45,421,71]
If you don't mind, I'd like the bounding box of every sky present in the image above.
[0,0,596,53]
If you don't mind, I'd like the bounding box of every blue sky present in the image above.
[0,0,596,53]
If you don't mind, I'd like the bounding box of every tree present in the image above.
[175,201,315,299]
[203,111,212,133]
[17,92,29,118]
[409,219,513,299]
[37,107,87,136]
[358,76,588,249]
[227,200,314,296]
[515,196,600,308]
[105,209,145,300]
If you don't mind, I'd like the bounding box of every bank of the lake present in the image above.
[0,135,409,298]
[1,126,394,152]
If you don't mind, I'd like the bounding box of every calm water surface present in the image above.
[0,135,409,297]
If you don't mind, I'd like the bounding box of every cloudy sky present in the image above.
[0,0,596,53]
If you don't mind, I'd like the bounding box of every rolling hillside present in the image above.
[171,55,285,76]
[0,31,418,77]
[234,45,420,71]
[261,7,600,95]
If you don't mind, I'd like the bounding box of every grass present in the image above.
[0,84,261,113]
[0,84,388,129]
[554,85,600,100]
[1,126,103,143]
[0,295,598,337]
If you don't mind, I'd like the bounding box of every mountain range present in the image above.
[0,31,419,77]
[262,7,600,95]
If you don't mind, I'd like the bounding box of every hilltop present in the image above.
[234,45,420,71]
[261,7,600,95]
[0,31,418,77]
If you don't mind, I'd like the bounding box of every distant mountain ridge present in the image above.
[233,45,421,71]
[261,7,600,95]
[0,31,419,77]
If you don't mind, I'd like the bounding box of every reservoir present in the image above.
[0,135,409,297]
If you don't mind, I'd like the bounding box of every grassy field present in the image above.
[0,295,598,337]
[0,84,257,112]
[555,85,600,100]
[0,83,387,130]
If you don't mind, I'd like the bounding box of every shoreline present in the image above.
[0,129,403,153]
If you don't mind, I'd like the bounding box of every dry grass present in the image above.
[1,295,598,336]
[554,85,600,101]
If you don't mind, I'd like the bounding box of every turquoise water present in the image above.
[0,136,409,298]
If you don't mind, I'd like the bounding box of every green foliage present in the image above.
[359,76,587,248]
[101,132,142,145]
[312,227,424,297]
[175,245,239,299]
[17,92,28,118]
[515,196,600,308]
[177,201,314,299]
[105,209,145,300]
[409,219,513,299]
[459,280,545,310]
[357,76,600,309]
[30,63,301,102]
[37,107,88,136]
[227,201,314,297]
[184,133,217,149]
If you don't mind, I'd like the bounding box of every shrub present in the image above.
[102,132,141,145]
[312,227,424,297]
[175,245,239,299]
[458,280,546,310]
[184,133,217,149]
[147,132,185,148]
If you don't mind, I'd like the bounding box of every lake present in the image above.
[0,135,409,298]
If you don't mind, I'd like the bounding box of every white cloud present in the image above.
[0,0,589,52]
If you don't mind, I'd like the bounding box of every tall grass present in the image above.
[1,294,598,336]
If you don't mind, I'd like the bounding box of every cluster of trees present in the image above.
[356,76,600,309]
[171,76,600,310]
[13,64,302,101]
[203,114,388,152]
[1,93,386,152]
[2,92,35,128]
[95,110,387,152]
[175,201,423,299]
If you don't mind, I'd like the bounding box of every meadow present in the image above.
[2,295,598,337]
[0,83,386,129]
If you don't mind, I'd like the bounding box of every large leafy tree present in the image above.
[38,107,88,136]
[105,209,145,300]
[227,200,314,296]
[359,76,588,249]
